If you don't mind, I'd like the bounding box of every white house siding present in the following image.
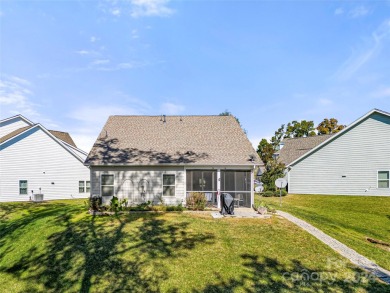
[0,117,31,138]
[90,166,186,205]
[0,127,90,202]
[288,113,390,196]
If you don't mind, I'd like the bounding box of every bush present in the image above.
[135,201,152,211]
[262,191,274,197]
[273,189,288,197]
[86,195,102,211]
[186,192,206,210]
[109,196,129,213]
[151,205,166,212]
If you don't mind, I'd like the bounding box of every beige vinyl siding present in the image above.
[90,166,186,205]
[0,127,90,201]
[0,117,31,138]
[289,113,390,196]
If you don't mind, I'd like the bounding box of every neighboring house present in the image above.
[85,115,261,207]
[280,109,390,196]
[0,115,90,202]
[276,134,334,166]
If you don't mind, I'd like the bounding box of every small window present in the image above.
[101,174,114,197]
[163,174,175,196]
[19,180,28,195]
[79,181,85,193]
[378,171,389,188]
[86,181,91,193]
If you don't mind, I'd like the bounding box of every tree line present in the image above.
[257,118,345,192]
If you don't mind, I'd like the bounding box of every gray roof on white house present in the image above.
[277,134,333,165]
[283,108,390,167]
[85,115,261,166]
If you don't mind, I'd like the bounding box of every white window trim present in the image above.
[101,174,115,197]
[162,173,176,197]
[79,181,85,193]
[377,170,390,189]
[86,181,91,193]
[19,180,28,195]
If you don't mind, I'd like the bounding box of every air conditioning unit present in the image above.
[33,193,44,202]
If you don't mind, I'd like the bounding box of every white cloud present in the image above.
[160,102,185,115]
[318,98,333,106]
[370,87,390,99]
[349,5,369,18]
[67,95,151,151]
[92,59,110,65]
[131,29,139,39]
[111,7,121,16]
[335,19,390,80]
[0,75,39,118]
[100,0,174,18]
[90,36,99,43]
[76,50,100,56]
[334,8,344,15]
[130,0,174,18]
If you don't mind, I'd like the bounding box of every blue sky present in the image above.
[1,0,389,151]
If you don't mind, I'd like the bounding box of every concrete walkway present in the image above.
[277,210,390,285]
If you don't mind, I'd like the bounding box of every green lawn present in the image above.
[256,194,390,273]
[0,199,388,292]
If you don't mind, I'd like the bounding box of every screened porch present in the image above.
[186,169,252,208]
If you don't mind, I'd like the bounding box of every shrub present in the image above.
[109,196,129,213]
[151,205,166,212]
[175,203,184,212]
[186,192,206,210]
[273,189,288,197]
[262,191,274,197]
[86,195,102,211]
[136,201,152,211]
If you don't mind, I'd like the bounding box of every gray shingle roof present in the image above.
[0,125,77,148]
[277,134,333,165]
[85,115,261,166]
[48,130,77,148]
[0,126,33,144]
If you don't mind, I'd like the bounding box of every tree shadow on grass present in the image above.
[0,202,83,262]
[2,211,215,292]
[195,254,389,293]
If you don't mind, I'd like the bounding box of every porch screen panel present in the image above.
[221,170,251,208]
[186,170,217,192]
[221,170,251,192]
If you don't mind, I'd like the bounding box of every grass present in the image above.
[256,194,390,272]
[0,199,388,292]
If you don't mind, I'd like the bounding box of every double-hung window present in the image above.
[78,181,91,193]
[101,174,114,197]
[163,174,175,196]
[378,171,390,188]
[19,180,28,195]
[79,181,85,193]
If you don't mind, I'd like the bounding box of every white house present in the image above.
[280,109,390,196]
[0,115,90,202]
[85,115,261,207]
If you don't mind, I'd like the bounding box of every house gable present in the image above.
[86,115,261,166]
[288,110,390,196]
[0,124,87,163]
[0,115,33,138]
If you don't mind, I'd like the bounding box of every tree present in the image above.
[260,160,285,191]
[219,110,247,134]
[317,118,346,135]
[256,139,274,165]
[270,124,285,149]
[285,120,316,138]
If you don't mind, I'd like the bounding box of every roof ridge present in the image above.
[109,115,234,117]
